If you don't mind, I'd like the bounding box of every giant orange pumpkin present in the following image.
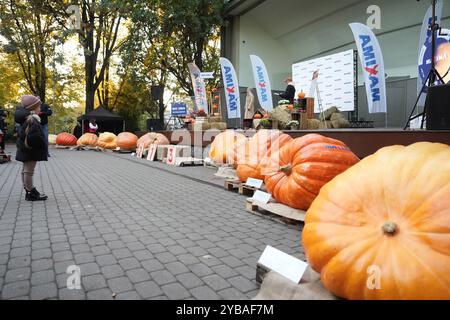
[77,133,98,147]
[117,132,138,151]
[137,133,170,149]
[236,130,293,182]
[302,142,450,300]
[261,134,359,210]
[97,132,117,150]
[56,133,77,146]
[208,130,247,166]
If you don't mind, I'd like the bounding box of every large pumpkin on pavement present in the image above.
[261,134,359,210]
[137,133,170,148]
[236,130,293,182]
[209,130,247,166]
[117,132,138,151]
[302,142,450,300]
[77,133,98,147]
[97,132,117,150]
[56,133,77,146]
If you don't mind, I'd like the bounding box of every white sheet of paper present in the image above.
[258,246,309,284]
[245,178,263,189]
[252,190,272,204]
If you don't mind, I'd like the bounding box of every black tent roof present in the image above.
[79,107,124,121]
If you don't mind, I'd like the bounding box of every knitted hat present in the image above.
[21,95,41,111]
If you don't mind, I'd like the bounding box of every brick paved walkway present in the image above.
[0,147,303,300]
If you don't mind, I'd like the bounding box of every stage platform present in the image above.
[151,129,450,159]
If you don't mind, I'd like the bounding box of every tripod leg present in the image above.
[404,70,432,130]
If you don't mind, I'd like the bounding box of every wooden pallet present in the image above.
[246,198,306,224]
[113,149,135,154]
[224,179,262,197]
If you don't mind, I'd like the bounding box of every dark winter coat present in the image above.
[39,104,53,126]
[279,84,296,104]
[14,108,48,163]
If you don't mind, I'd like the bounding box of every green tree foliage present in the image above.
[44,0,129,112]
[0,0,61,102]
[119,0,225,128]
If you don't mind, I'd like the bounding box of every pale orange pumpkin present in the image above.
[208,130,247,166]
[302,142,450,300]
[137,133,170,149]
[261,134,359,210]
[117,132,138,150]
[77,133,98,147]
[236,130,293,182]
[97,132,117,150]
[56,133,77,146]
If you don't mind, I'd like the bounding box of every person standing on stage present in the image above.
[278,77,296,104]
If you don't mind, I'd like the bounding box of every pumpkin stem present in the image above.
[382,222,398,236]
[280,164,293,175]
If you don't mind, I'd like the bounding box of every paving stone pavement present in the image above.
[0,147,304,300]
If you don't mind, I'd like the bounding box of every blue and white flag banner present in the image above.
[418,0,444,96]
[250,55,274,112]
[188,63,209,114]
[219,57,241,119]
[350,23,387,114]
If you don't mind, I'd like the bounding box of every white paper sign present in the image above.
[201,72,214,79]
[147,144,157,161]
[258,246,309,284]
[252,190,272,204]
[245,178,264,189]
[166,146,176,166]
[136,145,145,159]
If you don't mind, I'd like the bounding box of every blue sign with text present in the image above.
[171,103,188,116]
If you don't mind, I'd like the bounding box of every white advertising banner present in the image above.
[292,50,356,113]
[350,22,387,114]
[250,55,274,112]
[219,57,241,119]
[188,63,209,114]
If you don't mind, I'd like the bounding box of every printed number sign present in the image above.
[136,144,145,158]
[147,145,157,161]
[167,146,176,166]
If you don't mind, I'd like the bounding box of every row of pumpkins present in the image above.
[209,130,450,300]
[50,132,170,150]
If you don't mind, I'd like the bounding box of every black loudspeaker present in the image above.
[425,84,450,130]
[151,86,164,101]
[147,119,164,131]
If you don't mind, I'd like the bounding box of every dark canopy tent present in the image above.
[78,107,125,135]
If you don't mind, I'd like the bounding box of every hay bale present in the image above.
[331,113,351,128]
[209,115,223,123]
[319,121,333,129]
[210,122,227,130]
[307,119,321,130]
[270,106,292,129]
[321,107,340,120]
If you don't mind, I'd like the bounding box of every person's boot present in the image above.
[25,188,48,202]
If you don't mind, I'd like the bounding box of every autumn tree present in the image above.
[43,0,129,112]
[120,0,225,128]
[0,0,62,103]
